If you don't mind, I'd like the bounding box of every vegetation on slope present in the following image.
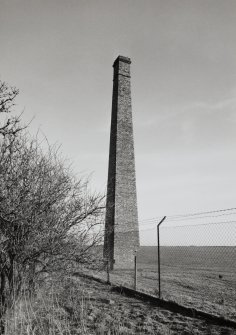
[0,80,104,334]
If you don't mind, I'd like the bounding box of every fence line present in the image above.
[98,208,236,321]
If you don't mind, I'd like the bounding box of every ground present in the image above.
[95,246,236,321]
[70,274,235,334]
[4,245,236,334]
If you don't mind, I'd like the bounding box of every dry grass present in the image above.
[3,277,160,335]
[4,283,74,334]
[3,274,235,335]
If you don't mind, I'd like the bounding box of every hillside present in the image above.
[5,274,235,334]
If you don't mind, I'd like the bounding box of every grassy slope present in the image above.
[4,275,236,335]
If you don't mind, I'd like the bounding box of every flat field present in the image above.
[108,246,236,321]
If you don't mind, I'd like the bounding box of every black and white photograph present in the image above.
[1,1,236,334]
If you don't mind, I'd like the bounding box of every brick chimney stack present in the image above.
[104,56,140,269]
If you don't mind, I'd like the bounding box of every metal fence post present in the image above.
[106,258,110,284]
[134,251,137,290]
[157,216,166,299]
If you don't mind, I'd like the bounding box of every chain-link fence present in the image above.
[160,221,235,318]
[135,220,236,321]
[95,209,236,321]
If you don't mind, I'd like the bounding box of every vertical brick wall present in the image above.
[104,56,140,269]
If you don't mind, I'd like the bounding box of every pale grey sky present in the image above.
[1,0,236,245]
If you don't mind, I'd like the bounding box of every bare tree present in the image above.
[0,132,104,298]
[0,80,24,334]
[0,81,104,333]
[0,80,22,139]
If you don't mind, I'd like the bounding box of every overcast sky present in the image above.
[1,0,236,245]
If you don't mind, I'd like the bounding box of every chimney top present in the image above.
[113,55,131,67]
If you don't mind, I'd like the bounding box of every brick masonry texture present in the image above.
[104,56,140,269]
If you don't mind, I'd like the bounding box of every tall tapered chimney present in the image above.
[104,56,140,269]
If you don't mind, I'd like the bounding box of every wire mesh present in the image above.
[136,213,236,321]
[93,208,236,321]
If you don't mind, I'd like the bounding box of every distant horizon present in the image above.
[140,245,236,248]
